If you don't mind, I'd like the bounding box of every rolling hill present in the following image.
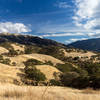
[0,33,65,47]
[0,33,99,100]
[0,33,99,89]
[68,38,100,52]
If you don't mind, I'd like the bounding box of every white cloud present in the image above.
[84,19,96,29]
[73,0,100,30]
[40,32,85,38]
[65,38,88,44]
[0,22,31,33]
[87,32,100,38]
[55,2,71,8]
[87,33,95,37]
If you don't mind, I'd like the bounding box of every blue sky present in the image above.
[0,0,100,44]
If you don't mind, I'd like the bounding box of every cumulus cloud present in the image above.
[0,22,31,33]
[73,0,100,30]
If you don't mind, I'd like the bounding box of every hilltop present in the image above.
[68,38,100,52]
[0,33,65,47]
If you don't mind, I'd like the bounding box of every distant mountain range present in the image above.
[68,38,100,52]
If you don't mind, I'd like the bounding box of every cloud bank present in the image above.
[73,0,100,30]
[65,38,88,44]
[0,22,31,33]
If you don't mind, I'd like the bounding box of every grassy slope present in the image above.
[0,47,9,54]
[0,50,64,83]
[36,65,61,80]
[0,84,100,100]
[0,35,99,100]
[0,63,22,84]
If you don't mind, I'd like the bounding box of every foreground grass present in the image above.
[0,84,100,100]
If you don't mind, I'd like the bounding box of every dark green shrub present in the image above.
[72,76,90,89]
[25,45,41,54]
[60,72,79,87]
[24,59,43,66]
[56,63,76,73]
[80,63,100,76]
[0,55,3,60]
[60,71,90,89]
[1,58,11,65]
[73,57,80,60]
[25,46,34,54]
[74,67,88,78]
[44,61,54,66]
[89,73,100,89]
[0,42,13,50]
[12,62,16,66]
[50,79,61,86]
[7,49,18,56]
[25,66,46,82]
[0,55,11,65]
[73,62,100,89]
[39,46,64,60]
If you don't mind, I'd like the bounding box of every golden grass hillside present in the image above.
[35,65,61,80]
[61,49,96,58]
[0,61,62,83]
[5,53,64,67]
[0,63,22,84]
[0,83,100,100]
[65,51,96,58]
[0,46,9,54]
[11,43,25,52]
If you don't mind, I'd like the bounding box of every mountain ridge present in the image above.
[0,33,66,48]
[68,38,100,52]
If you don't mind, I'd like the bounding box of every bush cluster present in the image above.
[0,42,13,50]
[25,45,41,54]
[7,49,18,56]
[0,55,11,65]
[24,59,46,84]
[25,66,46,82]
[59,62,100,89]
[24,59,43,66]
[55,63,75,73]
[39,46,65,60]
[44,61,54,66]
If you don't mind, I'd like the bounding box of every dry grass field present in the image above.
[64,50,96,58]
[0,63,22,84]
[0,47,9,54]
[11,44,25,52]
[0,83,100,100]
[0,63,61,82]
[4,53,64,67]
[36,65,61,80]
